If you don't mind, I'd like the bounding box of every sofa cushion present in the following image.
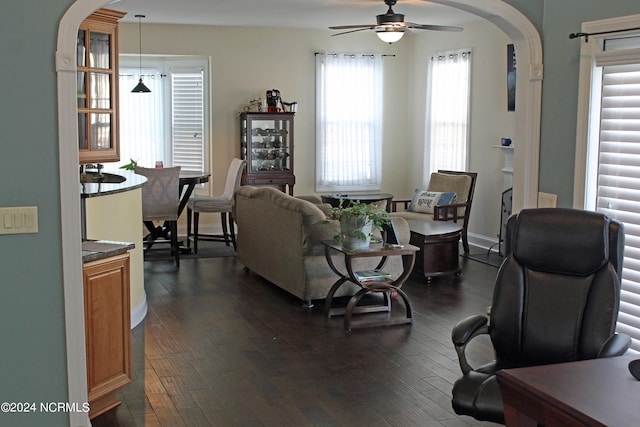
[409,190,457,213]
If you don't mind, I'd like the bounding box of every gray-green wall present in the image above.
[0,1,74,426]
[507,0,640,207]
[1,1,640,426]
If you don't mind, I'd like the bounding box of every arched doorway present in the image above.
[57,1,542,424]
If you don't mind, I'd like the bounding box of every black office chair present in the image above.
[451,208,631,424]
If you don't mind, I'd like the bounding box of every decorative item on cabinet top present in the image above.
[242,90,298,114]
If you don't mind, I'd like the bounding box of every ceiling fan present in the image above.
[329,0,463,44]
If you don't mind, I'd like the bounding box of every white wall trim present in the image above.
[130,294,148,329]
[428,0,543,211]
[468,232,500,253]
[58,1,110,426]
[58,2,542,426]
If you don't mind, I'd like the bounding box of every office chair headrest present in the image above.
[511,208,610,276]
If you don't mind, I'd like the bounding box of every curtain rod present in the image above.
[314,52,395,57]
[569,26,640,42]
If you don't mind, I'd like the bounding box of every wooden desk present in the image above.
[497,355,640,427]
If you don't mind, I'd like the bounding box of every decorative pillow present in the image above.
[409,191,457,214]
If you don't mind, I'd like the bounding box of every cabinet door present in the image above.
[78,9,125,164]
[83,253,131,418]
[243,113,293,174]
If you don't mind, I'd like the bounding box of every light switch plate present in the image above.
[0,206,38,234]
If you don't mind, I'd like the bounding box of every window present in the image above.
[315,53,383,192]
[117,57,208,177]
[425,49,472,176]
[576,15,640,351]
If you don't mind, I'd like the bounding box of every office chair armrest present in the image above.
[598,333,632,357]
[451,314,489,374]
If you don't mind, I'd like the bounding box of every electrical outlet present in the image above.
[0,206,38,234]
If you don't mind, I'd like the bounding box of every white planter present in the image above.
[340,216,373,250]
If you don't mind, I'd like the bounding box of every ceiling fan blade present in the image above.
[331,27,375,36]
[405,22,463,32]
[329,24,376,30]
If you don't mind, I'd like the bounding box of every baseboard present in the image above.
[468,232,499,253]
[130,293,147,329]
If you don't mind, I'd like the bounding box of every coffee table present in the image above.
[405,219,463,283]
[322,241,418,330]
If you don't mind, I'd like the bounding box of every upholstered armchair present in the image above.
[391,170,477,253]
[451,208,631,424]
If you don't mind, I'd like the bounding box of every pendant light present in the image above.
[132,14,151,93]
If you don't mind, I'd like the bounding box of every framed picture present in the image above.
[507,44,516,111]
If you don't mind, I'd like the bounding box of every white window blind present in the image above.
[595,61,640,351]
[117,58,208,180]
[426,49,471,177]
[315,53,383,192]
[171,69,205,173]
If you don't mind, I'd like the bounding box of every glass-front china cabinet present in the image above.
[240,112,295,195]
[77,8,125,164]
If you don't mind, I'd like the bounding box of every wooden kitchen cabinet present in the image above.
[83,252,131,419]
[77,8,126,164]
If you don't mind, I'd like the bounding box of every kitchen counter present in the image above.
[80,169,146,198]
[82,240,135,263]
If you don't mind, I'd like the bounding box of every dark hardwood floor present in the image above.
[92,247,500,427]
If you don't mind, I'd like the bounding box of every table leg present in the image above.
[343,284,413,331]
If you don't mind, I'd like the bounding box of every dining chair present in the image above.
[186,158,246,253]
[135,166,182,266]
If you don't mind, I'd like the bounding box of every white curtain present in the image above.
[316,53,383,192]
[116,68,165,169]
[426,49,471,178]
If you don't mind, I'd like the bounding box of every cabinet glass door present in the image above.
[249,118,291,173]
[89,31,111,69]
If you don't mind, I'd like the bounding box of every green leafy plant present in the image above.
[119,159,138,170]
[326,199,391,244]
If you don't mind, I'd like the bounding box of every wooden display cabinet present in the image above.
[83,252,131,419]
[77,8,126,164]
[240,112,295,195]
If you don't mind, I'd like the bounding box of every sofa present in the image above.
[234,186,411,306]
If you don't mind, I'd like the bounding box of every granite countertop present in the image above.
[82,240,135,263]
[80,169,147,198]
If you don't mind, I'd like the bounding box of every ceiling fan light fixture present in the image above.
[376,28,405,44]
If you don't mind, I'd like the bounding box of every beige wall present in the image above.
[409,20,516,246]
[119,21,514,246]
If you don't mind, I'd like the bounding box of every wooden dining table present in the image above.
[143,170,210,252]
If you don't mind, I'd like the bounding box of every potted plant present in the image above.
[327,199,391,250]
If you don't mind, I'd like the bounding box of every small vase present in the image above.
[340,216,373,250]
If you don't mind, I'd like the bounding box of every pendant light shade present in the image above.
[132,14,151,93]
